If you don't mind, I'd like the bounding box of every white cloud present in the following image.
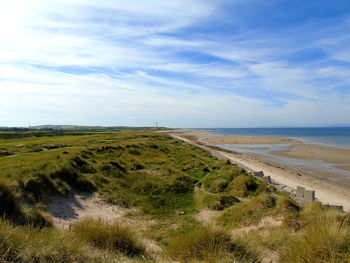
[0,0,349,127]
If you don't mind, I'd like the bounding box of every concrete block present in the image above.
[254,171,264,177]
[296,186,305,198]
[304,190,315,203]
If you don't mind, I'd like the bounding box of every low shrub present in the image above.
[72,218,146,257]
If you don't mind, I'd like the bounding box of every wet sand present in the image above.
[271,144,350,164]
[335,165,350,172]
[167,130,350,211]
[181,130,298,144]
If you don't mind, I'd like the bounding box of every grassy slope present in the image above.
[0,130,349,262]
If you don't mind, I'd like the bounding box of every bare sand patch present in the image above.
[47,192,128,229]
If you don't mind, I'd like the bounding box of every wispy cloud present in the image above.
[0,0,349,127]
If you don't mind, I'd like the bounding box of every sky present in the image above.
[0,0,350,128]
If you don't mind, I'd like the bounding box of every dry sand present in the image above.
[168,130,350,212]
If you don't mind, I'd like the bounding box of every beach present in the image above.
[167,130,350,212]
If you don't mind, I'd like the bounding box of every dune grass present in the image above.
[72,218,146,258]
[0,218,88,262]
[166,226,259,262]
[1,130,350,262]
[280,203,350,263]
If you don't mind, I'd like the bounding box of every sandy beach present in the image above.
[167,130,350,212]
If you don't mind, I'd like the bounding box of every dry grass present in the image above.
[166,226,259,262]
[0,179,26,224]
[281,205,350,263]
[72,218,146,258]
[0,219,88,262]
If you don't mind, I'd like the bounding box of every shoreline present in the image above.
[166,130,350,212]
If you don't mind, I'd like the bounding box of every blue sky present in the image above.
[0,0,349,128]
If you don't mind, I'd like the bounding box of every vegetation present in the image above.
[166,226,258,262]
[72,218,146,257]
[0,129,349,262]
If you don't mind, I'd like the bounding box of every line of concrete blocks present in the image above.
[253,171,344,212]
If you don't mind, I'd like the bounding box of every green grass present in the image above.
[1,130,350,262]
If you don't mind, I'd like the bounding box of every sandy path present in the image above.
[169,132,350,212]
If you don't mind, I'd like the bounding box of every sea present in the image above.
[206,127,350,149]
[197,127,350,184]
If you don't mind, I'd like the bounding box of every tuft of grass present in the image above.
[0,218,89,262]
[166,226,259,262]
[72,218,146,258]
[23,173,69,202]
[25,207,53,228]
[281,212,350,263]
[0,179,26,224]
[276,195,300,213]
